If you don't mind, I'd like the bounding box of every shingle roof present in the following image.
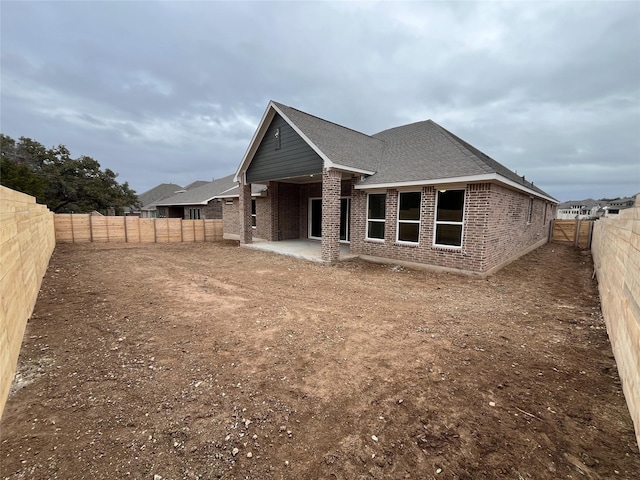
[558,198,600,209]
[184,180,210,190]
[155,175,267,206]
[242,101,555,201]
[138,183,184,207]
[273,102,384,172]
[156,175,238,206]
[365,120,551,198]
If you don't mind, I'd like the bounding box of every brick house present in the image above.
[155,175,239,220]
[231,101,557,275]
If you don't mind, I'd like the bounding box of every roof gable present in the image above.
[246,113,323,183]
[236,101,555,202]
[235,101,380,182]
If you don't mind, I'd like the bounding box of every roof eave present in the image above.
[355,173,557,203]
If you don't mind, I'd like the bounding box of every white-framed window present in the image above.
[189,208,201,220]
[225,199,234,205]
[527,197,533,224]
[251,199,256,228]
[366,193,386,240]
[434,190,465,248]
[397,191,421,243]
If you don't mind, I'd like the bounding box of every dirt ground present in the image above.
[1,241,639,479]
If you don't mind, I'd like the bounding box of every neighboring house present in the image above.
[601,196,636,218]
[556,196,637,219]
[232,100,558,274]
[154,175,240,219]
[556,199,601,219]
[137,183,184,218]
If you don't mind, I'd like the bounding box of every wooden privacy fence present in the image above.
[54,214,223,243]
[1,186,55,418]
[551,219,594,249]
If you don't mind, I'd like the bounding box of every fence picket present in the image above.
[53,215,223,243]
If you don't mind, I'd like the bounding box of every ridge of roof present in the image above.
[427,120,552,198]
[271,101,377,142]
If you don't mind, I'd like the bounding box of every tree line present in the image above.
[1,134,138,214]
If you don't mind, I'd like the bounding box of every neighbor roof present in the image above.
[237,101,556,202]
[156,175,238,206]
[138,183,183,207]
[155,175,266,206]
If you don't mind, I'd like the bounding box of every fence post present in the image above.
[70,214,75,243]
[574,218,581,247]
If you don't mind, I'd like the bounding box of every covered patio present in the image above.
[245,238,356,263]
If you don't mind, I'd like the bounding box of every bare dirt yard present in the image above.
[1,241,639,479]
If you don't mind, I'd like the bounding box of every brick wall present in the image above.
[351,183,551,274]
[222,199,239,237]
[278,182,302,240]
[321,168,342,263]
[483,184,550,271]
[181,199,223,220]
[222,197,270,240]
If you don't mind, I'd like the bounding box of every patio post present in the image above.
[239,180,253,245]
[321,168,341,264]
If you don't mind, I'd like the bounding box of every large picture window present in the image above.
[434,190,465,247]
[366,193,386,240]
[397,192,421,243]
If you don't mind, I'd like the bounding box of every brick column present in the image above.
[239,180,253,245]
[321,168,341,264]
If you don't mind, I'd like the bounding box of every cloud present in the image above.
[1,1,638,200]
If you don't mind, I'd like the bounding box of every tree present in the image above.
[0,134,139,214]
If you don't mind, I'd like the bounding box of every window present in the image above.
[251,199,256,228]
[225,199,234,205]
[527,198,533,224]
[397,192,421,243]
[434,190,464,247]
[189,208,201,220]
[366,193,386,240]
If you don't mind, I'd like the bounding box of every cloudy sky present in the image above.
[1,1,639,201]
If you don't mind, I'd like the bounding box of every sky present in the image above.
[1,1,639,202]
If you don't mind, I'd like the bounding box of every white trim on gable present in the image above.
[234,103,277,183]
[234,101,376,183]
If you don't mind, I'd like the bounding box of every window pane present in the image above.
[399,192,421,220]
[311,199,322,237]
[251,200,256,215]
[437,190,464,222]
[367,221,385,239]
[435,224,462,246]
[368,194,386,220]
[398,222,419,242]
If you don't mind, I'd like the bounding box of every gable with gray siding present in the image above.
[246,114,323,184]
